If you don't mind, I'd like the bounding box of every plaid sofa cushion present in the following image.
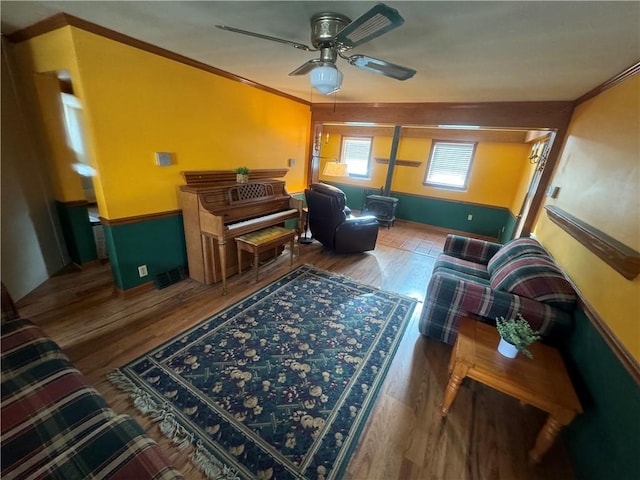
[442,235,502,265]
[490,255,577,312]
[433,254,490,279]
[1,320,70,381]
[418,268,574,344]
[1,319,183,480]
[487,237,549,277]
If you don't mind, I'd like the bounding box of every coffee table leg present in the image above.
[529,415,563,463]
[440,361,469,416]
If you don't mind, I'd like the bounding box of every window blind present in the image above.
[425,142,475,188]
[342,137,372,176]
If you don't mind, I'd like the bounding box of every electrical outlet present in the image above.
[138,265,148,277]
[467,214,473,221]
[288,158,295,167]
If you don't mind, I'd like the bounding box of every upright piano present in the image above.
[179,169,302,294]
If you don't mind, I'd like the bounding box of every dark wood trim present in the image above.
[58,199,89,207]
[331,185,513,213]
[375,158,422,167]
[5,12,71,42]
[384,126,402,196]
[575,61,640,106]
[6,13,310,107]
[311,101,575,130]
[394,190,512,212]
[114,280,155,298]
[563,276,640,385]
[99,210,182,227]
[545,205,640,280]
[324,124,530,144]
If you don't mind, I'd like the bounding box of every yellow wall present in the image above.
[319,131,530,209]
[16,26,311,219]
[534,74,640,361]
[14,28,85,202]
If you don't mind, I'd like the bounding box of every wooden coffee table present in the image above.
[440,317,582,463]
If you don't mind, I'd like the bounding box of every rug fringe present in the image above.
[107,369,239,480]
[190,441,240,480]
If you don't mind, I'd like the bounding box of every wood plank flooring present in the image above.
[15,220,575,480]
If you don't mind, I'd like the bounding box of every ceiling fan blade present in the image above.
[215,25,314,51]
[334,3,404,49]
[347,54,416,80]
[289,59,323,76]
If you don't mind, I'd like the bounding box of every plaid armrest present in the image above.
[418,269,573,344]
[443,235,502,265]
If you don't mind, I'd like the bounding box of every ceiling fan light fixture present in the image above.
[310,64,342,95]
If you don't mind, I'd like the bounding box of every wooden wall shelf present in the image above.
[375,157,422,167]
[545,205,640,280]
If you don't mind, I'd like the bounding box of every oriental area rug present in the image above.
[108,264,416,480]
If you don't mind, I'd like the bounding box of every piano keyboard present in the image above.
[227,209,299,231]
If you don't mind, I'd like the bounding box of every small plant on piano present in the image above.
[235,166,250,184]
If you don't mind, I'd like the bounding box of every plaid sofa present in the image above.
[418,235,576,344]
[1,317,183,480]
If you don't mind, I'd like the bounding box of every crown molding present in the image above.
[575,61,640,105]
[6,13,311,107]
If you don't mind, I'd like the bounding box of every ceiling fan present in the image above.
[216,3,416,95]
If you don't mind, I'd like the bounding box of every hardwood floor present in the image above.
[15,220,575,480]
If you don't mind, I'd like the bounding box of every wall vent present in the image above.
[155,267,185,289]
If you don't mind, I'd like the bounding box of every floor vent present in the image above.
[155,268,185,290]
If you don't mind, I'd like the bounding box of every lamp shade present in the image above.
[310,65,343,95]
[322,161,348,176]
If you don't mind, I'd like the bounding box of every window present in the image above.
[341,136,372,177]
[424,141,476,189]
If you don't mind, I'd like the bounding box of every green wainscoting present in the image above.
[324,182,510,239]
[499,212,518,243]
[104,214,187,290]
[560,309,640,480]
[55,201,97,265]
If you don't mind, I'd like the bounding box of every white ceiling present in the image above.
[1,1,639,104]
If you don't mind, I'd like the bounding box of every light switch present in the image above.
[155,152,173,166]
[288,158,296,167]
[547,185,560,198]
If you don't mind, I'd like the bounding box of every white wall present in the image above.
[1,40,67,300]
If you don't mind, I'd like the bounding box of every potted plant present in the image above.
[495,314,541,359]
[234,167,249,184]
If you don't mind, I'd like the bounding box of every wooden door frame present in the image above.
[307,101,575,236]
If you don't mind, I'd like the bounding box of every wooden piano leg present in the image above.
[200,234,215,284]
[218,239,227,295]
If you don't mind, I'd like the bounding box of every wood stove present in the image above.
[363,194,399,228]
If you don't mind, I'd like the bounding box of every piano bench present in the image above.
[235,226,297,283]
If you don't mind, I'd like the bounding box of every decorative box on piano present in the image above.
[179,169,302,294]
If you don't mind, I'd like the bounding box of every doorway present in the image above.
[513,134,553,239]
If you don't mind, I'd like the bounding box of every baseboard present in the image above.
[114,280,155,298]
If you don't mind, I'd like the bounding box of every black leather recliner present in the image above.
[304,183,379,253]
